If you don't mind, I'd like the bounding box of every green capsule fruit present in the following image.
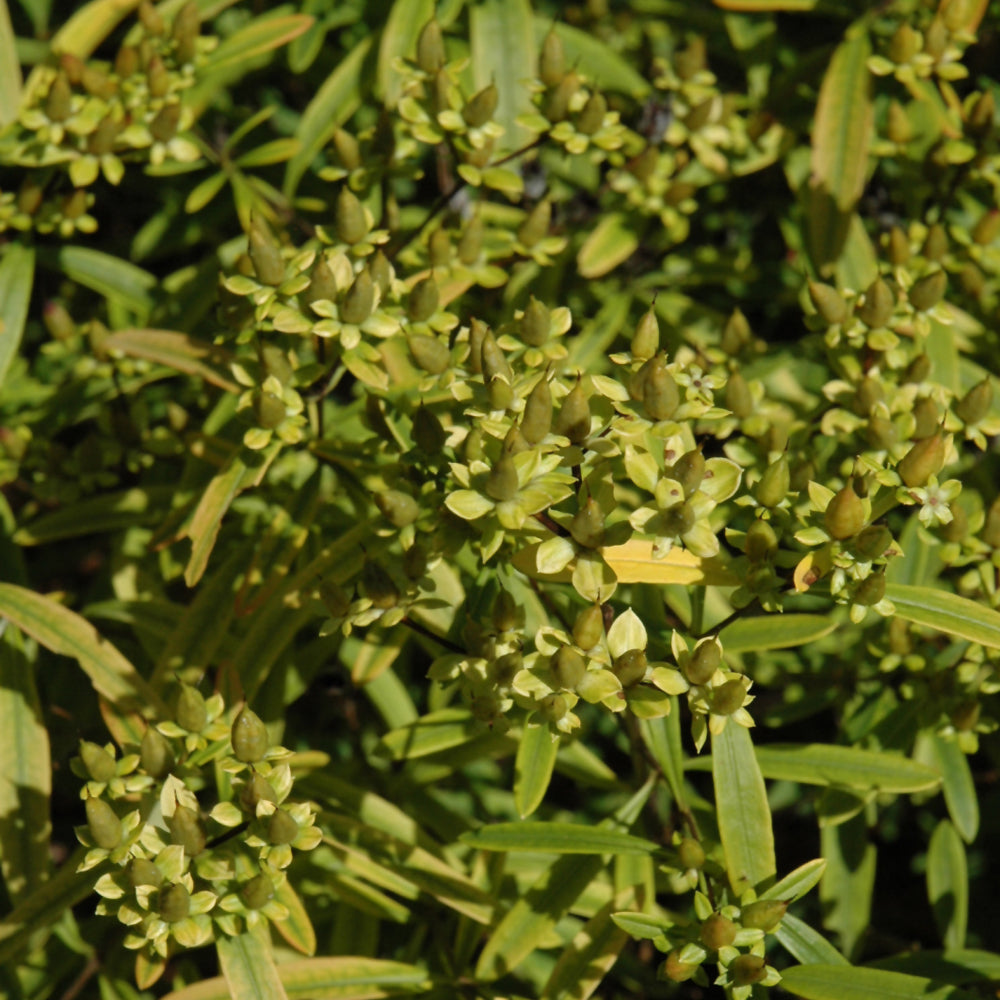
[854,376,885,416]
[897,432,945,487]
[959,262,985,297]
[973,212,1000,246]
[518,199,551,247]
[412,405,447,453]
[745,519,778,562]
[888,226,911,267]
[158,883,190,923]
[570,498,605,548]
[268,808,299,845]
[669,449,706,498]
[115,44,139,77]
[86,797,122,849]
[480,330,513,383]
[331,127,361,171]
[139,0,165,33]
[146,55,169,97]
[172,2,200,63]
[923,223,948,260]
[852,524,892,561]
[232,706,269,763]
[489,375,514,411]
[685,640,721,685]
[867,415,898,450]
[407,277,439,323]
[572,604,604,650]
[521,378,553,444]
[409,334,450,374]
[241,872,275,910]
[428,228,451,268]
[335,188,368,245]
[725,370,753,418]
[909,270,947,312]
[924,16,949,58]
[128,858,164,888]
[502,424,529,456]
[912,396,939,439]
[402,542,428,579]
[252,390,285,430]
[662,950,698,982]
[700,912,738,950]
[615,648,649,688]
[491,651,522,687]
[661,500,696,537]
[857,278,895,328]
[416,18,445,73]
[361,562,399,609]
[641,357,679,421]
[824,484,865,540]
[486,454,519,501]
[248,220,285,286]
[520,297,550,346]
[303,258,338,308]
[241,772,278,813]
[629,145,659,182]
[889,22,920,63]
[551,645,587,690]
[741,898,788,932]
[175,685,208,733]
[463,83,498,126]
[167,805,206,856]
[632,306,659,360]
[677,837,706,870]
[80,741,117,782]
[458,214,483,264]
[375,489,420,528]
[340,269,375,325]
[492,589,519,632]
[674,36,706,81]
[955,378,993,425]
[731,954,768,987]
[140,726,174,780]
[543,72,580,123]
[468,319,489,374]
[539,30,566,87]
[541,693,569,722]
[370,250,393,297]
[554,382,591,443]
[576,92,607,135]
[87,115,119,155]
[756,455,790,509]
[854,572,886,606]
[886,100,913,144]
[713,679,747,715]
[721,308,753,354]
[45,72,73,122]
[904,353,932,384]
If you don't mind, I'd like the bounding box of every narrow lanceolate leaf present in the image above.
[780,963,980,1000]
[927,820,968,951]
[638,714,687,809]
[925,734,978,844]
[0,0,21,126]
[712,723,775,894]
[721,614,836,653]
[0,628,51,903]
[217,927,289,1000]
[0,243,35,388]
[886,584,1000,650]
[714,0,817,9]
[810,30,872,212]
[775,912,848,967]
[103,330,238,392]
[39,245,156,316]
[375,708,483,761]
[867,949,1000,984]
[200,12,313,74]
[759,858,827,904]
[535,20,650,98]
[0,583,167,721]
[460,823,659,856]
[470,0,536,152]
[378,0,434,107]
[577,213,640,279]
[820,815,875,960]
[515,723,559,818]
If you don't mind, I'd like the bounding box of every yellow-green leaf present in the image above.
[377,0,434,107]
[721,614,836,653]
[0,0,21,126]
[38,245,155,316]
[775,912,849,966]
[375,708,482,761]
[515,722,559,818]
[460,822,659,855]
[820,814,875,959]
[577,213,639,279]
[217,927,289,1000]
[927,820,967,951]
[0,244,35,388]
[780,963,980,1000]
[759,858,827,904]
[885,584,1000,650]
[534,19,650,97]
[924,734,978,844]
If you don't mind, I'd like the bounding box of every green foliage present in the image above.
[2,0,1000,998]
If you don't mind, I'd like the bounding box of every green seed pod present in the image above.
[572,604,604,650]
[897,432,945,487]
[889,22,921,63]
[629,145,659,182]
[745,519,778,562]
[412,405,447,453]
[721,308,753,354]
[985,495,1000,548]
[852,524,892,561]
[240,772,278,813]
[486,454,519,501]
[741,898,788,932]
[232,706,269,763]
[428,228,451,268]
[951,700,980,732]
[416,18,445,73]
[923,223,949,261]
[912,396,939,439]
[543,71,580,123]
[303,258,338,308]
[886,100,913,144]
[570,498,606,548]
[955,378,993,425]
[867,415,897,450]
[375,489,420,528]
[661,500,696,537]
[431,67,452,115]
[904,353,931,384]
[686,640,721,685]
[146,55,169,97]
[86,797,122,849]
[854,571,887,606]
[632,306,659,360]
[468,319,489,374]
[401,541,427,579]
[731,954,768,987]
[241,872,275,910]
[943,0,973,31]
[115,44,139,77]
[551,645,587,690]
[492,589,519,632]
[268,808,299,845]
[370,250,393,297]
[700,912,738,950]
[361,562,399,609]
[63,189,89,220]
[463,83,499,126]
[554,382,591,443]
[669,449,706,498]
[677,837,706,870]
[128,858,164,888]
[641,357,680,422]
[887,226,911,267]
[541,693,568,722]
[520,297,550,346]
[824,484,865,540]
[924,17,949,59]
[713,679,747,715]
[491,651,522,687]
[140,726,174,780]
[167,805,206,856]
[252,390,286,430]
[87,115,119,155]
[853,376,884,416]
[340,269,375,325]
[614,649,648,688]
[139,0,165,34]
[480,330,512,384]
[489,376,514,411]
[942,502,968,542]
[576,92,607,135]
[522,378,552,444]
[662,950,698,982]
[856,278,895,328]
[407,277,439,322]
[959,262,985,297]
[756,455,790,509]
[80,741,117,782]
[158,883,191,923]
[335,188,368,245]
[517,199,551,248]
[45,72,73,122]
[539,30,565,87]
[409,334,450,374]
[909,270,947,311]
[175,685,208,732]
[725,370,753,418]
[172,2,200,63]
[674,36,706,81]
[968,90,995,136]
[17,177,44,216]
[332,128,361,170]
[248,219,285,287]
[458,214,483,264]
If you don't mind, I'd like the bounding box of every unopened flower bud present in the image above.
[458,213,483,264]
[340,269,375,324]
[887,100,913,144]
[555,382,591,443]
[669,449,706,497]
[45,72,73,122]
[175,685,208,732]
[544,71,580,123]
[521,377,553,444]
[412,405,447,453]
[79,741,116,782]
[889,22,921,63]
[486,454,519,501]
[335,188,368,245]
[745,519,778,562]
[725,370,753,418]
[825,484,865,539]
[570,497,605,548]
[677,837,705,870]
[361,562,399,609]
[248,219,285,286]
[241,872,275,909]
[551,646,587,690]
[897,432,945,487]
[416,18,445,73]
[756,455,790,509]
[407,276,439,323]
[140,726,175,779]
[146,55,169,97]
[232,706,269,763]
[741,898,788,932]
[576,92,607,135]
[857,278,894,328]
[409,334,449,374]
[674,37,706,81]
[128,858,164,888]
[721,308,753,354]
[502,424,529,456]
[700,912,738,950]
[909,270,947,311]
[172,2,201,63]
[375,489,420,528]
[86,797,122,849]
[268,808,299,845]
[518,199,552,247]
[955,378,993,425]
[923,223,948,260]
[632,306,659,360]
[540,693,568,722]
[854,571,886,606]
[732,954,768,986]
[539,30,565,87]
[662,950,698,982]
[252,390,285,430]
[641,357,679,421]
[887,226,911,266]
[158,883,190,923]
[167,804,206,856]
[685,640,721,685]
[463,83,498,126]
[572,605,604,650]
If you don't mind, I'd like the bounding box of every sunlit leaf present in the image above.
[460,822,659,855]
[927,820,967,951]
[217,926,289,1000]
[780,963,979,1000]
[577,213,639,279]
[885,584,1000,650]
[0,244,35,388]
[721,614,836,653]
[514,722,559,818]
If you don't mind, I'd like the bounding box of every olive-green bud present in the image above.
[867,415,898,450]
[80,741,117,782]
[303,257,338,308]
[951,700,980,732]
[713,679,748,715]
[140,726,175,780]
[857,278,895,328]
[570,498,605,548]
[923,223,948,261]
[641,357,679,422]
[685,640,721,685]
[576,92,607,135]
[468,319,489,374]
[128,858,163,888]
[252,390,286,430]
[335,188,368,245]
[700,912,738,950]
[904,353,932,384]
[139,0,165,33]
[539,30,565,87]
[669,449,706,498]
[572,605,604,650]
[543,71,580,123]
[684,96,714,132]
[458,214,483,264]
[428,228,451,268]
[489,375,514,411]
[248,220,285,287]
[480,330,512,383]
[674,36,706,81]
[167,805,206,856]
[45,72,73,122]
[852,524,893,561]
[402,542,428,579]
[629,145,659,182]
[146,55,169,98]
[340,269,375,325]
[241,873,275,910]
[87,115,119,156]
[416,18,445,73]
[17,178,44,216]
[407,277,439,323]
[520,297,550,346]
[661,500,696,537]
[943,0,973,31]
[486,454,519,501]
[175,685,208,732]
[493,589,519,632]
[721,308,753,354]
[541,693,569,722]
[985,495,1000,548]
[268,808,299,845]
[412,405,447,453]
[551,646,587,690]
[825,484,865,539]
[614,648,649,688]
[889,22,920,64]
[172,2,201,63]
[463,83,498,127]
[959,262,985,297]
[912,396,939,439]
[886,100,913,144]
[522,378,553,444]
[897,432,945,487]
[677,837,706,870]
[241,772,278,813]
[370,250,393,297]
[502,424,529,456]
[632,306,659,360]
[853,376,885,416]
[86,797,122,849]
[725,370,753,418]
[63,189,89,221]
[232,706,269,763]
[517,199,551,248]
[854,571,887,606]
[888,226,911,267]
[158,883,190,923]
[375,489,420,528]
[909,270,947,311]
[745,519,778,562]
[968,90,995,136]
[115,44,139,77]
[491,651,522,687]
[731,954,768,987]
[409,334,450,374]
[662,950,698,982]
[924,17,949,58]
[756,455,790,509]
[942,503,967,542]
[554,382,591,443]
[741,898,788,932]
[364,393,393,442]
[361,562,399,609]
[955,378,993,425]
[332,128,361,170]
